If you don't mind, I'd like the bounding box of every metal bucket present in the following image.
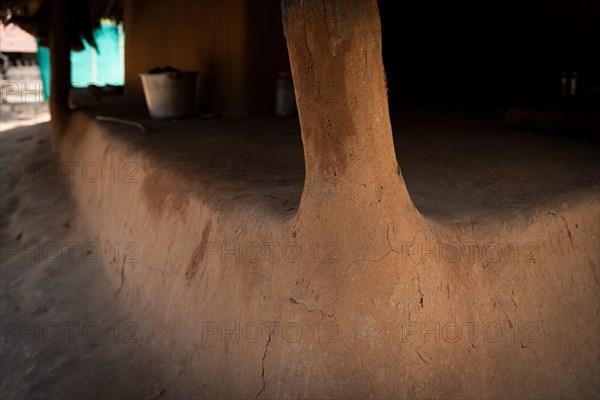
[140,71,197,119]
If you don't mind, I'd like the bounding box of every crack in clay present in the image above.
[255,328,273,399]
[234,213,251,239]
[329,241,407,319]
[417,274,424,308]
[302,277,313,298]
[385,222,405,255]
[559,216,577,247]
[416,348,429,364]
[255,312,281,400]
[285,296,360,370]
[386,222,394,249]
[255,337,269,399]
[289,297,325,319]
[327,231,425,318]
[114,261,126,296]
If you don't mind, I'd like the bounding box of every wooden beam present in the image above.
[49,0,71,148]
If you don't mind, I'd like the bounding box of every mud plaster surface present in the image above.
[1,106,599,398]
[0,123,193,399]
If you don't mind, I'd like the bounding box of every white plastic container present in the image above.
[140,71,197,119]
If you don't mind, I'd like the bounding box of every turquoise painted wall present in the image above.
[38,21,125,100]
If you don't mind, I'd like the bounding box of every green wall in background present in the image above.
[38,21,125,100]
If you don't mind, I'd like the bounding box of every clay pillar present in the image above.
[281,0,414,213]
[49,0,71,148]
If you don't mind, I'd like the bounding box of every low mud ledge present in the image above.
[58,111,599,398]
